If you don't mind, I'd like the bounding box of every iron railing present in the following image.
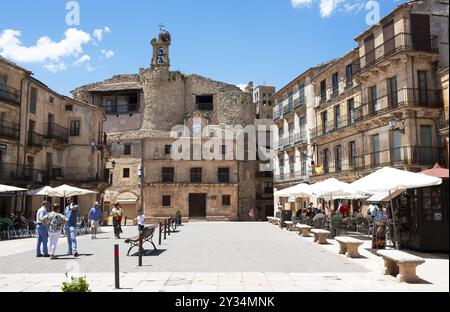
[102,103,139,115]
[0,120,20,140]
[27,131,44,147]
[0,163,45,183]
[311,113,356,139]
[311,146,441,177]
[354,88,442,122]
[353,33,439,75]
[274,171,308,183]
[0,84,21,105]
[44,122,69,144]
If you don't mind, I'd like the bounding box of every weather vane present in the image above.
[159,23,166,32]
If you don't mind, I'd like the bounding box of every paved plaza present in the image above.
[0,222,448,292]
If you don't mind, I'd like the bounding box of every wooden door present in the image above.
[411,14,431,51]
[364,34,375,66]
[189,194,207,218]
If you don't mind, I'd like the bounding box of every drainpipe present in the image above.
[140,139,145,214]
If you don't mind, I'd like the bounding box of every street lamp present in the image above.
[388,116,405,134]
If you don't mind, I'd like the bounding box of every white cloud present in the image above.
[320,0,343,17]
[93,26,111,42]
[101,49,114,59]
[0,28,91,63]
[291,0,313,8]
[73,54,91,66]
[85,64,94,72]
[44,62,67,73]
[291,0,365,17]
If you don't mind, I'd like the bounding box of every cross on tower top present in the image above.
[159,24,166,32]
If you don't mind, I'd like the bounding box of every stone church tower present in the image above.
[150,29,171,69]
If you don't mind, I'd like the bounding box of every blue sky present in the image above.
[0,0,400,96]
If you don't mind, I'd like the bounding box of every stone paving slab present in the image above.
[0,222,448,292]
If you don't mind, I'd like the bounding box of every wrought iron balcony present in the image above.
[274,170,308,183]
[44,122,69,144]
[102,103,139,115]
[354,88,442,123]
[353,33,439,75]
[311,146,442,177]
[282,103,293,116]
[27,131,44,147]
[0,120,19,140]
[45,167,101,183]
[0,163,45,184]
[310,113,356,140]
[0,84,21,105]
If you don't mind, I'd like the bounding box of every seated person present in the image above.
[312,210,326,222]
[331,211,343,223]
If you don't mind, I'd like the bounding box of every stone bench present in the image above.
[377,250,425,283]
[284,221,294,231]
[295,224,312,237]
[335,237,365,258]
[267,217,276,224]
[310,229,330,244]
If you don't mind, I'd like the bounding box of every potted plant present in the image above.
[61,275,91,292]
[175,209,182,226]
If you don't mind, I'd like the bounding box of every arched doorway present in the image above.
[116,192,138,221]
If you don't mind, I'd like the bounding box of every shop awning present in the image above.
[365,189,404,202]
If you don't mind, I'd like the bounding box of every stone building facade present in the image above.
[72,30,257,221]
[272,0,449,214]
[0,56,108,218]
[253,85,276,219]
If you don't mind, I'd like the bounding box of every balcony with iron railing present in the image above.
[46,167,104,183]
[0,163,46,184]
[353,33,439,76]
[354,88,442,123]
[44,123,69,144]
[102,102,139,115]
[311,113,356,140]
[311,146,442,178]
[273,106,282,121]
[274,170,308,184]
[0,120,19,140]
[283,102,293,116]
[0,84,21,105]
[27,131,44,148]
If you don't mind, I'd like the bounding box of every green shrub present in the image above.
[61,275,91,292]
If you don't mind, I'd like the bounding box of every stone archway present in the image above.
[114,191,140,221]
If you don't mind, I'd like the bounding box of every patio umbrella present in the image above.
[27,186,55,196]
[48,184,97,208]
[0,184,27,192]
[310,178,366,209]
[274,183,314,198]
[350,167,442,249]
[421,163,449,178]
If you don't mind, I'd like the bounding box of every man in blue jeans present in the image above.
[64,197,79,257]
[36,201,50,257]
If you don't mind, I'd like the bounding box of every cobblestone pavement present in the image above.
[0,222,448,292]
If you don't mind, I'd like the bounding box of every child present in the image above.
[136,210,145,233]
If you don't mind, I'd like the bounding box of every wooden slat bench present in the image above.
[377,250,425,283]
[335,237,364,258]
[284,221,294,231]
[124,225,158,256]
[296,224,312,237]
[310,229,330,244]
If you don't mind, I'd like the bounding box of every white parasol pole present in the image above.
[389,190,399,250]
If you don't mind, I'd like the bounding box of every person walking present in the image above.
[117,204,124,235]
[88,202,102,239]
[64,197,79,257]
[248,207,255,221]
[136,210,145,233]
[111,203,122,239]
[40,204,67,260]
[36,201,50,258]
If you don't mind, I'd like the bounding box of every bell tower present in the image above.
[151,25,171,69]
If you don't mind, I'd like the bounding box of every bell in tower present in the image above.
[151,25,171,69]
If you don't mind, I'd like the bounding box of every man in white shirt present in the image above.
[137,210,145,233]
[36,201,50,257]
